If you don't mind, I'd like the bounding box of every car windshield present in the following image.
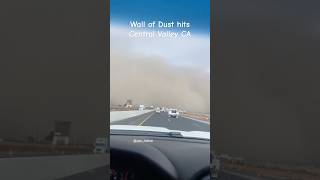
[110,58,209,135]
[110,0,210,137]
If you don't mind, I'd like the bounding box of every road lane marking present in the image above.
[193,123,201,127]
[138,112,154,126]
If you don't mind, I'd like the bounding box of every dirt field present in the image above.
[180,112,210,122]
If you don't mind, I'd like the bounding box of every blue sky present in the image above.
[110,0,210,73]
[110,0,210,35]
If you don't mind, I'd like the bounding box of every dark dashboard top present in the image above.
[110,134,210,180]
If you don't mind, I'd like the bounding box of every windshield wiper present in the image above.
[111,129,209,140]
[167,132,183,138]
[111,129,183,138]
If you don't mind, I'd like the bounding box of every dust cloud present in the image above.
[110,50,210,114]
[214,0,320,165]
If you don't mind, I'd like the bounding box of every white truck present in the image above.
[139,105,145,111]
[168,109,179,118]
[93,137,107,154]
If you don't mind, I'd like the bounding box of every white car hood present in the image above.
[111,125,210,140]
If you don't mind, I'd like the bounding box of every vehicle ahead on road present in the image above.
[168,109,179,118]
[139,104,145,111]
[110,125,210,180]
[155,107,161,113]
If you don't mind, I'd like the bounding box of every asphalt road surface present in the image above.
[111,111,209,132]
[219,170,273,180]
[58,166,107,180]
[58,167,268,180]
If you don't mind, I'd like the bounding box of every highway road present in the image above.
[58,167,269,180]
[111,111,209,132]
[219,170,274,180]
[58,166,107,180]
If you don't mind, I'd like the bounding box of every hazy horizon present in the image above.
[110,0,210,114]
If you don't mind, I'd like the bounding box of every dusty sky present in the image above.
[214,0,320,165]
[110,25,210,113]
[110,0,210,113]
[110,47,210,113]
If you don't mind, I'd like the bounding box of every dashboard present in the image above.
[110,133,210,180]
